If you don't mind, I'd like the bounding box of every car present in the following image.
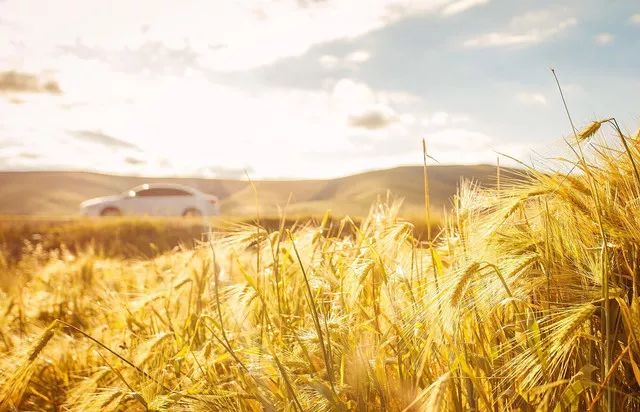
[80,183,220,217]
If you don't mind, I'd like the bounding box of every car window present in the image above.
[135,188,192,197]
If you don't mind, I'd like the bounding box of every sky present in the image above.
[0,0,639,179]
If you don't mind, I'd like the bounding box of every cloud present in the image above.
[421,111,470,127]
[193,1,443,71]
[377,90,422,105]
[319,50,371,70]
[516,92,547,105]
[429,128,493,151]
[464,32,539,48]
[125,156,145,165]
[348,105,397,130]
[331,78,376,104]
[431,111,450,126]
[0,71,61,94]
[330,78,409,130]
[347,50,371,63]
[463,10,577,48]
[352,126,501,163]
[331,78,420,109]
[319,55,340,69]
[593,32,614,45]
[70,130,139,150]
[60,41,199,76]
[0,0,446,73]
[6,73,417,178]
[631,14,640,24]
[441,0,489,16]
[0,144,44,168]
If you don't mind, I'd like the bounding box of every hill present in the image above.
[0,165,506,216]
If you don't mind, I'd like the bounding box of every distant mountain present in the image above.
[0,165,508,217]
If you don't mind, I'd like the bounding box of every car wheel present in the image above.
[100,207,121,217]
[183,208,202,217]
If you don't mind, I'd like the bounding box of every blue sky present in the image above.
[0,0,639,178]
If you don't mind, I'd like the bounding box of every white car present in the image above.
[80,183,220,217]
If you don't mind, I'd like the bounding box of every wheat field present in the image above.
[2,121,640,410]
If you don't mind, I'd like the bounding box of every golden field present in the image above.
[2,122,640,410]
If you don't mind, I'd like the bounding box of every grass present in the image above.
[0,214,438,266]
[0,216,210,266]
[1,124,640,410]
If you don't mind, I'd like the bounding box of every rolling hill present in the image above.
[0,165,508,217]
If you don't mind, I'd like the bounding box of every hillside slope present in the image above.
[0,165,506,216]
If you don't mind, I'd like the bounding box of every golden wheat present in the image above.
[1,122,640,410]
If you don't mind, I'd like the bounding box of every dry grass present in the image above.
[0,215,437,266]
[1,124,640,410]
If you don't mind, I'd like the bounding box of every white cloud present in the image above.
[319,55,340,70]
[347,50,371,64]
[421,111,470,127]
[631,14,640,24]
[319,50,371,70]
[441,0,489,16]
[464,32,537,48]
[593,32,614,45]
[1,62,512,177]
[331,78,377,106]
[0,0,446,73]
[399,113,416,125]
[429,128,492,151]
[431,111,450,126]
[413,128,536,166]
[330,78,422,112]
[377,90,423,105]
[464,9,577,48]
[516,92,547,106]
[0,0,565,178]
[330,78,409,131]
[1,68,523,177]
[0,69,428,177]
